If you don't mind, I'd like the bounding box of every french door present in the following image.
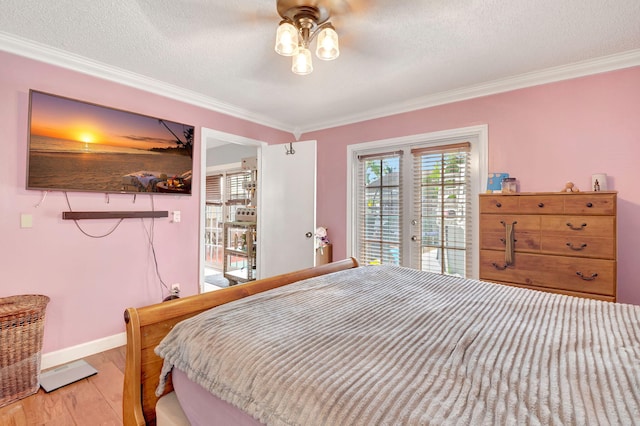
[410,143,471,276]
[349,126,487,278]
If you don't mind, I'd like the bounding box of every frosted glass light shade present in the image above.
[275,22,299,56]
[292,47,313,75]
[316,27,339,60]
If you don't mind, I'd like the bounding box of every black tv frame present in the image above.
[26,90,195,196]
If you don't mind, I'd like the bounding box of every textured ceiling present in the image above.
[1,0,639,136]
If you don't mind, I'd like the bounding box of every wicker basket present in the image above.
[0,294,50,408]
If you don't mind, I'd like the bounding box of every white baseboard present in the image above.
[41,333,126,370]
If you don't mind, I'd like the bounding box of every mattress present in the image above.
[156,265,640,425]
[156,391,190,426]
[172,368,261,426]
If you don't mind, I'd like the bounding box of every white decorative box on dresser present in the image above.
[479,192,617,302]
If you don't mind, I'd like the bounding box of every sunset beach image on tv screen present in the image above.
[27,90,194,195]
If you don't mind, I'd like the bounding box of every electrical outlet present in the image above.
[171,283,181,294]
[172,211,181,223]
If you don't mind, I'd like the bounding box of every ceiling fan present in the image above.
[134,0,373,79]
[274,0,371,74]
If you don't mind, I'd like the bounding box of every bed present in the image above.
[122,258,640,425]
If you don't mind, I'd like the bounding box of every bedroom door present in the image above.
[258,140,317,278]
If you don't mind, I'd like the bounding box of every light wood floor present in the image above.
[0,346,126,426]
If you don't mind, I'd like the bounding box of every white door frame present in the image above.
[346,125,488,279]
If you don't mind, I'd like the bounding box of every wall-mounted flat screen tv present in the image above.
[27,90,194,195]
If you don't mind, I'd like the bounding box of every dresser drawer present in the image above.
[480,215,540,233]
[488,281,615,302]
[517,195,564,214]
[541,216,614,236]
[479,195,519,213]
[481,231,540,252]
[540,235,615,259]
[564,194,616,215]
[480,250,615,297]
[480,215,541,252]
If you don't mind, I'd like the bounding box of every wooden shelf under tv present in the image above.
[62,211,169,220]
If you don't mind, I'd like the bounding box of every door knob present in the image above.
[305,232,313,238]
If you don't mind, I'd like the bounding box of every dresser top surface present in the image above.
[480,191,617,197]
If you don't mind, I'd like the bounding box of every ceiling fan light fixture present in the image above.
[275,0,341,75]
[315,26,339,61]
[275,21,299,56]
[292,46,313,75]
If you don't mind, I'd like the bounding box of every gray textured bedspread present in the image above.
[156,266,640,425]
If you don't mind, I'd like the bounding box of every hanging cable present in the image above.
[142,195,171,299]
[141,217,170,298]
[34,191,48,208]
[64,192,124,238]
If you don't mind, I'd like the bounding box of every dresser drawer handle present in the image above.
[500,238,518,244]
[566,242,587,251]
[576,271,598,281]
[538,202,544,208]
[586,202,593,208]
[566,222,587,230]
[495,202,502,208]
[492,262,509,270]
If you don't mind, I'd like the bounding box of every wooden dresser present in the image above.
[479,192,617,302]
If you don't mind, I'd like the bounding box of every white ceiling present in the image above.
[1,0,639,137]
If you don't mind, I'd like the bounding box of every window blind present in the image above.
[205,174,222,204]
[412,142,471,277]
[356,151,403,266]
[226,171,251,206]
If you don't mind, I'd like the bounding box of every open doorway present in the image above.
[203,162,257,290]
[199,129,319,293]
[200,128,266,293]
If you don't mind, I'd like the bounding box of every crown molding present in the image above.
[299,49,640,134]
[3,31,638,136]
[0,31,295,134]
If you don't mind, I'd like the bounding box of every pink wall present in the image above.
[307,66,640,305]
[2,50,638,358]
[0,51,292,353]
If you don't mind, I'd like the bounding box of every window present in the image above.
[348,126,487,279]
[204,170,253,269]
[205,175,223,268]
[226,171,252,222]
[356,151,403,265]
[205,174,222,203]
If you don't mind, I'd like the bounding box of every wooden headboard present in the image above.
[122,258,359,426]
